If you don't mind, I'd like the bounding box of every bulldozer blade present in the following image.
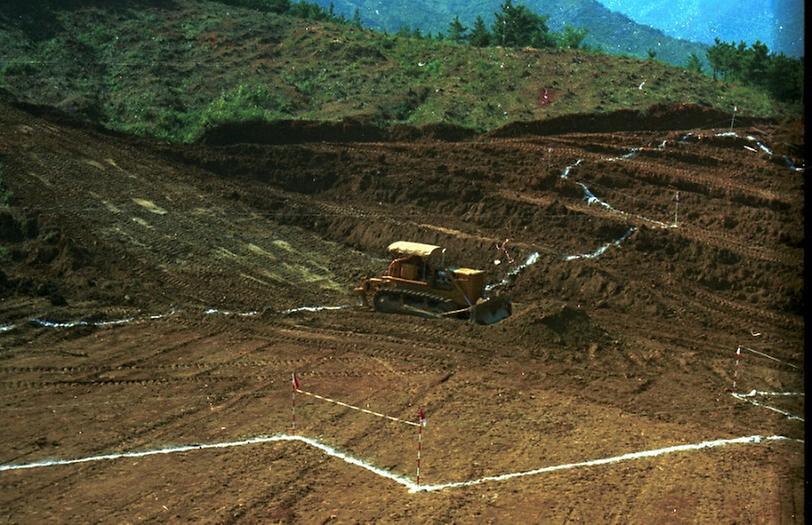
[472,297,512,324]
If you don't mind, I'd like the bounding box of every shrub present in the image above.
[198,84,293,129]
[0,160,12,207]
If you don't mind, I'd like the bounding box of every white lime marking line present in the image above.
[415,435,800,492]
[0,434,800,493]
[562,227,636,261]
[282,305,349,314]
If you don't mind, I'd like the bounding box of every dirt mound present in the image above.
[504,301,611,355]
[199,117,387,146]
[198,118,476,146]
[490,103,772,138]
[0,206,145,309]
[390,122,477,142]
[534,303,602,345]
[0,94,112,135]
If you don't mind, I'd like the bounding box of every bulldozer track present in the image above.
[501,186,798,266]
[686,286,803,331]
[0,355,373,375]
[500,134,794,208]
[270,322,489,361]
[372,289,460,317]
[267,330,455,368]
[677,226,801,266]
[605,159,793,205]
[0,367,439,391]
[655,284,802,335]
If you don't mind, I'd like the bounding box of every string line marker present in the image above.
[731,390,804,421]
[738,346,800,369]
[294,388,420,427]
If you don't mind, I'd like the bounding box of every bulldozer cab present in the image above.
[386,241,484,300]
[386,254,425,281]
[385,241,443,282]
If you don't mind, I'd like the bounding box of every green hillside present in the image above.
[0,1,796,143]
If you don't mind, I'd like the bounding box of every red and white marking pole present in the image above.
[673,191,680,227]
[733,346,741,390]
[291,372,301,430]
[416,407,426,486]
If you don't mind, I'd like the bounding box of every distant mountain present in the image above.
[597,0,804,57]
[314,0,711,66]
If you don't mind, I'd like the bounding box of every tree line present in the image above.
[222,0,363,28]
[397,0,588,50]
[230,0,589,49]
[704,38,803,102]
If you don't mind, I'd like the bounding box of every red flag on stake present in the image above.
[291,372,301,391]
[418,407,426,426]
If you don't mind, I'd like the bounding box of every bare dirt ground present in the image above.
[0,103,804,523]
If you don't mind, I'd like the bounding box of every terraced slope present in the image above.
[0,102,804,522]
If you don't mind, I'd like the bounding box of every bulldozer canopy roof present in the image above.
[387,241,443,258]
[452,267,484,276]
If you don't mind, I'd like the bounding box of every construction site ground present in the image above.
[0,103,804,523]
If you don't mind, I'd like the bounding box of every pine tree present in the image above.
[767,53,803,101]
[706,37,725,79]
[447,16,468,44]
[730,41,748,80]
[351,8,362,29]
[469,15,490,47]
[557,24,587,49]
[492,0,553,48]
[746,40,770,87]
[686,52,703,73]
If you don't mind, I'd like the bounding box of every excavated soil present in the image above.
[0,102,805,523]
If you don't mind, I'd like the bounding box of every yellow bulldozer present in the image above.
[355,241,512,324]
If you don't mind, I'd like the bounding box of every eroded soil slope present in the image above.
[0,103,804,523]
